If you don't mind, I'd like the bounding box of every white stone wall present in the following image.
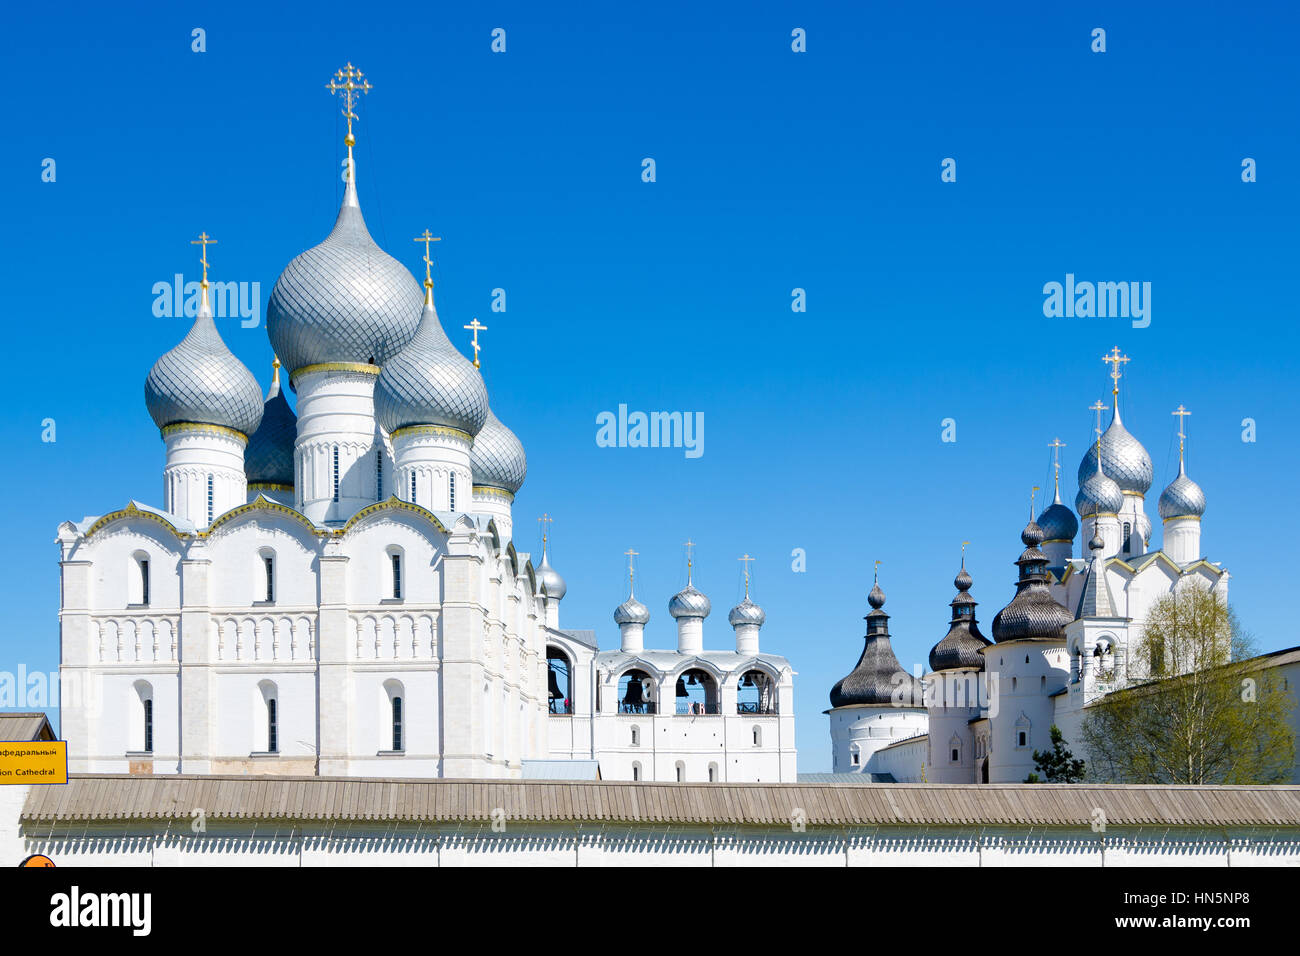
[828,705,928,774]
[983,640,1070,783]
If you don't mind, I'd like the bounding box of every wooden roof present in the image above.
[21,775,1300,828]
[0,713,55,742]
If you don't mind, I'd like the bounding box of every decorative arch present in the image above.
[339,498,449,538]
[204,496,321,539]
[84,502,191,543]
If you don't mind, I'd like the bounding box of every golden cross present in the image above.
[413,230,441,288]
[683,539,696,583]
[463,318,487,369]
[624,548,639,587]
[1102,346,1130,395]
[737,553,754,597]
[190,231,216,287]
[873,559,881,582]
[1172,404,1191,460]
[1030,485,1040,520]
[1089,399,1109,452]
[538,513,552,544]
[1048,437,1066,496]
[325,62,373,146]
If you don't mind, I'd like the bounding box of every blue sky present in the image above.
[4,1,1297,770]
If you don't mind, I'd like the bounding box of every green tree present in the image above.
[1082,584,1295,784]
[1026,725,1086,782]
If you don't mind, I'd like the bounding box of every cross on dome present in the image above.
[325,62,373,150]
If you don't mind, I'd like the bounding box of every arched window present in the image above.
[675,761,685,782]
[1122,521,1132,555]
[389,551,403,600]
[332,446,340,502]
[631,761,641,781]
[752,725,762,747]
[449,472,456,511]
[206,474,214,524]
[618,669,655,714]
[547,647,572,714]
[630,725,640,747]
[262,553,275,603]
[144,699,153,752]
[736,669,775,714]
[132,681,154,753]
[674,668,719,715]
[708,762,718,782]
[129,551,151,606]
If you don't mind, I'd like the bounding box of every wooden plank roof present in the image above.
[19,775,1300,828]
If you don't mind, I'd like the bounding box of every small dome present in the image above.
[245,367,296,486]
[1076,466,1124,517]
[728,597,766,627]
[471,409,527,494]
[266,173,424,375]
[669,584,711,619]
[1037,499,1078,543]
[614,595,650,626]
[929,561,992,672]
[1077,403,1152,495]
[145,295,264,437]
[991,520,1073,643]
[535,549,566,601]
[1158,465,1206,520]
[830,582,925,708]
[374,295,489,437]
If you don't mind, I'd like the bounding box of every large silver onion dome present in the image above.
[470,409,527,494]
[535,548,567,601]
[145,294,264,437]
[1075,462,1124,516]
[669,584,711,619]
[266,172,424,375]
[1158,462,1206,520]
[614,594,650,626]
[1077,403,1152,495]
[728,597,766,627]
[245,364,297,486]
[374,294,489,436]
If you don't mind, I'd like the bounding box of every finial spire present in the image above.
[463,318,488,369]
[539,513,552,553]
[873,559,881,583]
[1102,346,1130,416]
[413,230,441,304]
[624,548,639,596]
[1048,437,1066,501]
[961,541,968,568]
[737,553,754,598]
[272,356,281,387]
[684,539,696,585]
[190,231,217,311]
[1172,404,1191,473]
[326,62,372,173]
[1089,399,1109,471]
[1030,485,1040,521]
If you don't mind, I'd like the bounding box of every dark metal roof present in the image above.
[22,775,1300,829]
[929,563,992,671]
[830,581,925,707]
[991,521,1072,643]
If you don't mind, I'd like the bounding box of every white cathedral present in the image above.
[54,67,797,784]
[828,359,1238,784]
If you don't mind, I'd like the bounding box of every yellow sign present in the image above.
[0,741,67,785]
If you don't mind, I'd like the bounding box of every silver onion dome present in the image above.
[374,294,490,436]
[614,594,650,626]
[669,584,711,619]
[1077,402,1153,495]
[728,596,766,627]
[245,365,297,486]
[470,409,527,494]
[1158,463,1206,520]
[535,548,567,601]
[145,294,264,437]
[266,171,424,375]
[1075,462,1124,517]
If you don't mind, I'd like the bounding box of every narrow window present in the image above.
[140,559,150,606]
[632,762,641,781]
[332,446,340,502]
[410,471,416,503]
[675,762,684,783]
[851,751,860,766]
[752,726,761,747]
[264,556,274,602]
[391,553,402,600]
[449,472,456,511]
[1122,521,1131,555]
[267,698,278,753]
[206,474,214,524]
[143,699,153,753]
[376,451,383,500]
[392,696,403,751]
[630,726,639,747]
[951,748,959,762]
[1018,731,1027,747]
[708,764,717,782]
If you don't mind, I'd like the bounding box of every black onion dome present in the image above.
[245,370,297,486]
[928,562,992,671]
[830,580,925,708]
[990,520,1073,643]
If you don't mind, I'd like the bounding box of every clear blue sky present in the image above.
[4,1,1297,770]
